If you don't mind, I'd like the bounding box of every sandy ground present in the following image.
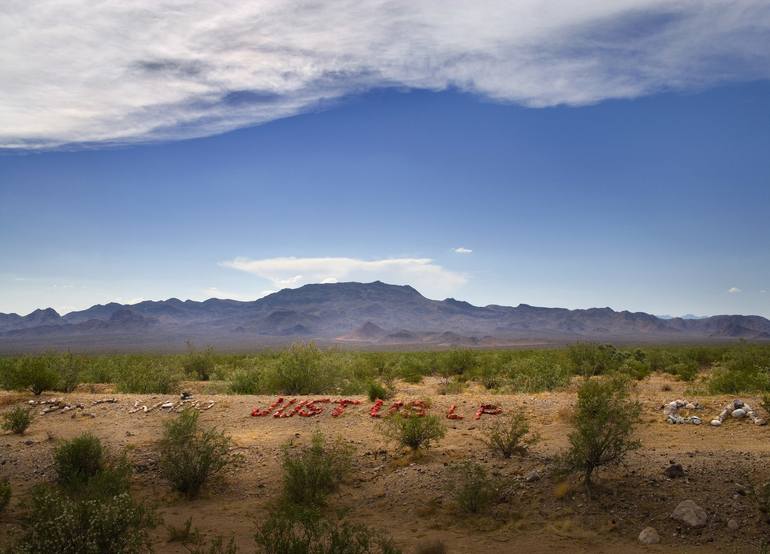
[1,374,770,553]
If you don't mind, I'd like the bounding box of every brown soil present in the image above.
[1,374,769,553]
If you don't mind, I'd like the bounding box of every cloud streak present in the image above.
[220,256,466,297]
[2,1,770,148]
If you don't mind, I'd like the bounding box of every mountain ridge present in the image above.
[1,281,768,352]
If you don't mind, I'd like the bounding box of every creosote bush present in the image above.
[282,430,353,507]
[563,376,641,489]
[367,381,391,402]
[482,412,537,458]
[228,368,261,394]
[159,408,231,498]
[449,461,496,514]
[255,506,401,554]
[2,405,33,435]
[382,414,446,452]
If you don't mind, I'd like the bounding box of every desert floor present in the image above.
[1,374,769,553]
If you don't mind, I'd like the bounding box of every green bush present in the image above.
[367,381,390,401]
[229,368,261,394]
[2,405,33,435]
[255,507,401,554]
[13,486,155,554]
[115,362,180,394]
[0,479,10,513]
[56,352,82,393]
[568,343,623,378]
[449,461,496,514]
[264,343,333,395]
[382,414,446,452]
[505,357,571,392]
[184,344,216,381]
[282,431,353,507]
[4,356,60,395]
[441,349,477,376]
[563,376,641,489]
[159,408,231,498]
[54,433,105,490]
[482,412,537,458]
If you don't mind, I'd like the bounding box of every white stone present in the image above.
[727,518,739,531]
[638,526,660,544]
[671,500,708,528]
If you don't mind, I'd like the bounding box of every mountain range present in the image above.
[1,281,768,352]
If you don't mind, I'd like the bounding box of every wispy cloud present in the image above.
[453,247,473,254]
[728,287,742,294]
[3,1,770,148]
[202,287,274,301]
[220,256,466,297]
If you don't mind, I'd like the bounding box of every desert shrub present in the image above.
[449,461,496,514]
[282,431,353,507]
[382,414,446,452]
[0,479,10,513]
[478,367,501,390]
[167,517,238,553]
[762,394,770,416]
[436,377,465,395]
[54,433,105,489]
[255,507,400,554]
[55,352,82,392]
[666,360,699,381]
[115,361,180,394]
[563,376,641,489]
[618,358,652,381]
[708,345,770,394]
[505,357,571,392]
[2,405,33,435]
[441,349,477,376]
[264,343,333,395]
[367,381,390,401]
[159,408,231,498]
[482,412,537,458]
[229,368,261,394]
[13,486,155,554]
[4,356,60,395]
[184,344,216,381]
[568,343,623,378]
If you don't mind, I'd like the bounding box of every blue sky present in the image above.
[1,1,769,317]
[2,83,768,317]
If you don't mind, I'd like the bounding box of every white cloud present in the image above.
[220,256,466,297]
[203,287,273,301]
[453,247,473,254]
[728,287,741,294]
[761,289,767,294]
[3,1,770,148]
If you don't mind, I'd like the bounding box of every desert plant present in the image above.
[482,412,537,458]
[367,381,390,401]
[762,394,770,416]
[54,433,105,489]
[8,356,60,395]
[255,506,400,554]
[568,343,623,378]
[2,405,33,435]
[382,414,446,452]
[184,343,216,381]
[449,461,496,514]
[159,408,231,498]
[167,517,238,553]
[282,431,353,506]
[228,368,261,394]
[265,343,331,395]
[115,361,180,394]
[563,376,641,489]
[56,352,82,392]
[13,485,156,554]
[0,479,10,513]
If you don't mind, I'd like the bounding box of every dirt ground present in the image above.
[1,374,769,553]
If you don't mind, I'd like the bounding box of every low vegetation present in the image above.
[255,506,401,554]
[13,434,156,553]
[1,342,768,395]
[0,479,10,513]
[2,405,33,435]
[563,376,641,489]
[448,461,496,514]
[159,408,232,498]
[482,412,537,458]
[281,430,353,507]
[382,413,446,452]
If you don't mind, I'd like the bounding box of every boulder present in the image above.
[671,499,708,528]
[638,526,660,545]
[664,463,685,479]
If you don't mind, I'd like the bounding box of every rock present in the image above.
[638,526,660,545]
[727,519,739,530]
[710,419,722,426]
[665,463,685,479]
[524,470,541,482]
[671,500,708,528]
[732,408,747,419]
